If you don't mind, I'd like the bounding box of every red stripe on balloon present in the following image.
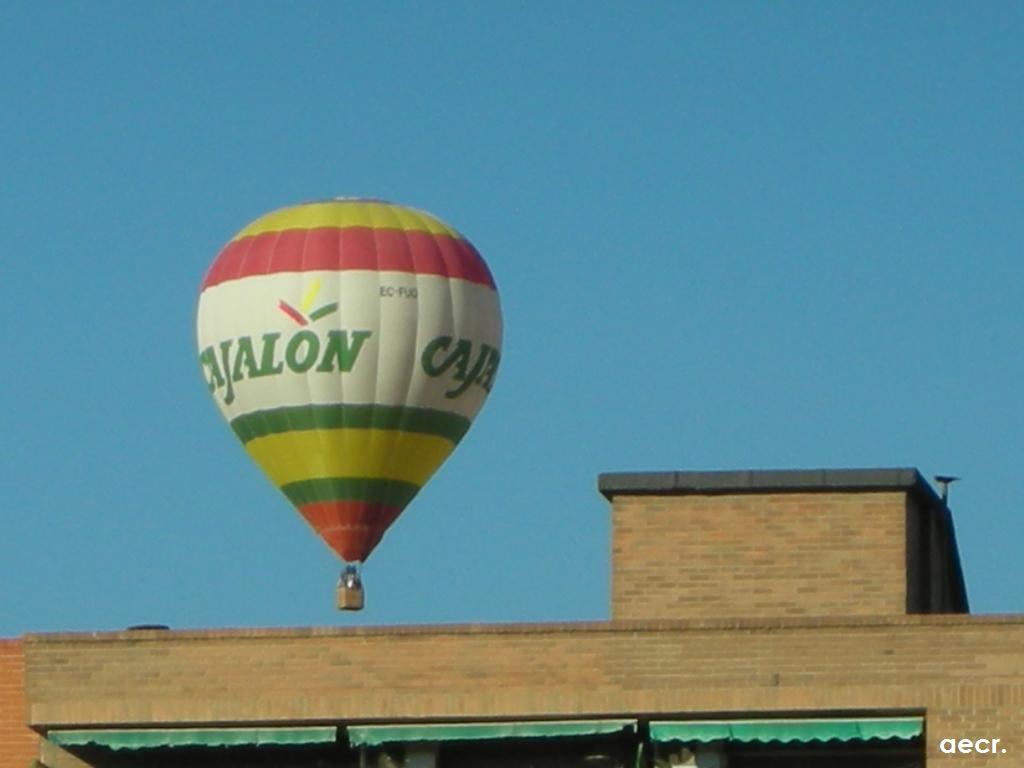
[201,227,496,290]
[299,501,404,563]
[277,300,307,326]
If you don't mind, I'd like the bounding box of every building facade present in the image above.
[3,468,1022,767]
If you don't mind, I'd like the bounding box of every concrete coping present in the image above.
[598,467,940,504]
[21,613,1024,645]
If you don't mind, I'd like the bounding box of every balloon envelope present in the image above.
[196,199,501,563]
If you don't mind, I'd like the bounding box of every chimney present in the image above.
[599,468,968,621]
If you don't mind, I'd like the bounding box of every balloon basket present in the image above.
[337,566,365,611]
[337,583,364,610]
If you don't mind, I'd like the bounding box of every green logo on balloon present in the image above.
[199,329,374,405]
[421,336,501,398]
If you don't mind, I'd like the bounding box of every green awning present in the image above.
[349,720,637,746]
[650,718,922,744]
[49,727,337,750]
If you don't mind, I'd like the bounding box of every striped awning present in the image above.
[349,720,637,746]
[48,727,337,750]
[650,717,923,745]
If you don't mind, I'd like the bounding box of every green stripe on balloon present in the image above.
[308,302,339,321]
[281,477,421,507]
[231,404,472,444]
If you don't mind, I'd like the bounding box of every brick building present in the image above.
[3,467,1022,768]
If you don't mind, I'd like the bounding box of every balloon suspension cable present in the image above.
[337,563,365,611]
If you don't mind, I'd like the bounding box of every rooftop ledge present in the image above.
[21,613,1024,645]
[598,467,941,503]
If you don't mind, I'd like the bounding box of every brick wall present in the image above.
[23,616,1024,766]
[0,639,38,768]
[610,491,908,620]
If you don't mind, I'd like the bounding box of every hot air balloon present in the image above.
[196,199,501,609]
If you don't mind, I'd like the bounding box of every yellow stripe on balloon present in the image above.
[245,428,456,488]
[300,279,321,313]
[233,200,459,241]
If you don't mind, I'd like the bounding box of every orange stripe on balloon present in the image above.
[299,501,403,562]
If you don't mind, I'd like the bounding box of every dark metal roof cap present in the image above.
[598,467,940,504]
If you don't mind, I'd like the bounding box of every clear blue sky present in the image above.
[2,3,1022,633]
